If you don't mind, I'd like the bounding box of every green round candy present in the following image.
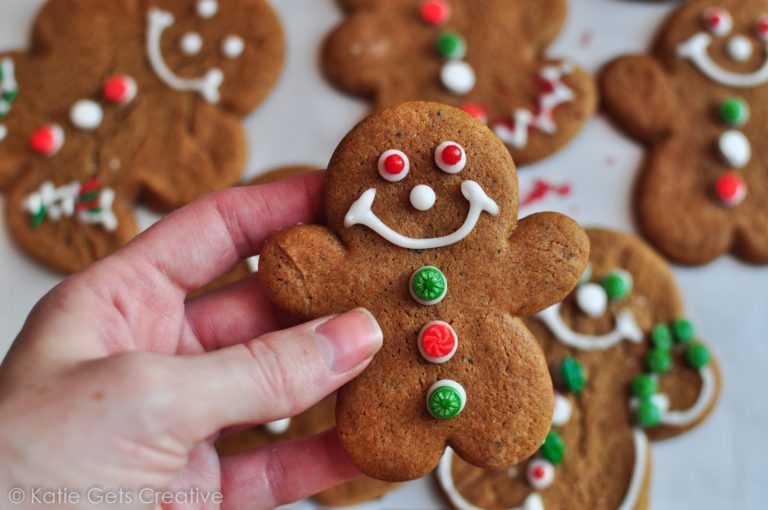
[428,384,465,420]
[631,374,658,399]
[540,430,565,465]
[646,348,672,374]
[602,270,633,301]
[436,31,466,60]
[720,97,749,127]
[685,342,711,369]
[651,324,674,350]
[672,318,695,344]
[410,266,447,305]
[560,356,587,394]
[635,399,662,428]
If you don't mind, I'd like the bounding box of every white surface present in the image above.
[0,1,766,509]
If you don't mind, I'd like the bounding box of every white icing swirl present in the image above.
[677,32,768,87]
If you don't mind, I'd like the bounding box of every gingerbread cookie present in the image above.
[438,229,720,510]
[216,397,397,507]
[322,0,597,165]
[0,0,284,273]
[259,101,589,481]
[601,0,768,265]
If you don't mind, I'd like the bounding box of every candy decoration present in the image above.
[560,356,586,394]
[70,100,104,131]
[180,32,203,56]
[29,124,64,156]
[703,7,733,37]
[24,179,118,231]
[646,348,672,374]
[576,282,607,318]
[727,35,753,62]
[714,171,747,206]
[103,75,138,105]
[718,130,751,168]
[757,15,768,42]
[540,430,565,465]
[685,342,711,369]
[672,318,695,343]
[631,374,658,400]
[441,61,476,95]
[460,103,487,124]
[197,0,218,19]
[410,184,437,211]
[651,324,674,350]
[436,32,466,60]
[527,459,555,490]
[635,399,663,428]
[551,393,573,427]
[222,35,245,59]
[420,0,451,26]
[377,149,410,182]
[434,141,466,174]
[719,97,749,127]
[0,57,19,119]
[427,380,466,420]
[410,266,448,305]
[602,269,633,301]
[418,321,458,364]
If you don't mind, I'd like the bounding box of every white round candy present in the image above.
[264,418,291,435]
[576,282,608,318]
[718,130,751,168]
[180,32,203,56]
[0,123,6,142]
[441,61,475,95]
[727,35,753,62]
[552,393,573,427]
[70,100,103,131]
[222,35,245,59]
[197,0,218,19]
[527,459,555,490]
[410,184,436,211]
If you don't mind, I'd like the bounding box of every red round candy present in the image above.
[532,466,547,479]
[384,154,406,175]
[420,0,451,26]
[714,171,746,205]
[29,125,63,156]
[419,322,458,362]
[103,75,137,104]
[441,144,463,166]
[460,102,487,124]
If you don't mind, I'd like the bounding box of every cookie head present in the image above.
[146,0,284,113]
[325,101,517,252]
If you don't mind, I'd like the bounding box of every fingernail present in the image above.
[316,308,383,373]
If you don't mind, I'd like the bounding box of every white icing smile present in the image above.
[536,303,643,351]
[677,32,768,87]
[146,8,223,103]
[344,180,499,250]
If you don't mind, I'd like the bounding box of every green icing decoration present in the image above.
[635,399,662,428]
[540,430,565,465]
[560,356,586,394]
[672,318,695,344]
[720,97,749,127]
[646,348,672,374]
[651,324,674,350]
[602,270,633,301]
[428,385,463,420]
[30,206,46,229]
[436,32,465,60]
[685,342,711,369]
[631,374,658,399]
[411,266,447,304]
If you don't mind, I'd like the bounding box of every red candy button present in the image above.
[29,124,64,156]
[103,75,137,105]
[418,321,458,364]
[384,154,405,174]
[441,145,463,165]
[420,0,451,26]
[714,171,746,206]
[377,149,410,182]
[434,141,466,174]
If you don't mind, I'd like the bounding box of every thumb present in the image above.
[170,308,383,441]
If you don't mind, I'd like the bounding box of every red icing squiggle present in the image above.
[520,179,571,207]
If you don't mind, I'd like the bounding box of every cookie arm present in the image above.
[600,56,677,143]
[504,212,589,316]
[259,224,348,319]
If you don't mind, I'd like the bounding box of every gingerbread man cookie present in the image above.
[0,0,283,273]
[602,0,768,265]
[438,229,720,510]
[259,101,590,481]
[322,0,597,166]
[216,396,398,507]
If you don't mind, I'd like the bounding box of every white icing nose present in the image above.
[728,35,753,62]
[410,184,436,211]
[576,283,608,317]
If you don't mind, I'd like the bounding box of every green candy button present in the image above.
[635,399,662,428]
[561,356,586,394]
[686,342,711,369]
[646,348,672,374]
[410,266,448,305]
[427,380,466,420]
[720,97,749,127]
[631,374,658,399]
[651,324,674,350]
[672,318,695,344]
[436,31,466,60]
[540,430,565,465]
[602,270,633,301]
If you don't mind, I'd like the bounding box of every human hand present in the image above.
[0,171,383,510]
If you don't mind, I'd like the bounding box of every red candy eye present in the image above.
[434,141,466,174]
[377,149,410,182]
[703,8,733,37]
[29,124,65,156]
[756,15,768,41]
[420,0,451,26]
[102,75,137,105]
